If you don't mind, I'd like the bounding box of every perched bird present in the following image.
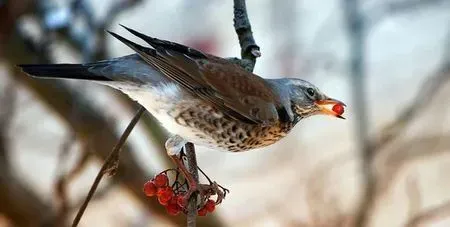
[19,25,345,197]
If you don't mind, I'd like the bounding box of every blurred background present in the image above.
[1,0,450,226]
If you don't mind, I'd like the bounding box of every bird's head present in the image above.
[286,78,346,119]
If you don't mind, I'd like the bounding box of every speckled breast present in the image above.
[168,102,298,152]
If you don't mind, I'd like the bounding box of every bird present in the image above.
[19,25,345,199]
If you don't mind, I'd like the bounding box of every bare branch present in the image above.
[365,0,450,29]
[72,107,145,227]
[54,133,77,226]
[379,133,450,193]
[407,201,450,227]
[372,68,450,153]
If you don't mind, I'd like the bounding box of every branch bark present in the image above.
[233,0,261,71]
[186,143,199,227]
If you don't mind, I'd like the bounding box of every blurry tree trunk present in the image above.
[342,0,373,226]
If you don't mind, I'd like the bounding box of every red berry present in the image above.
[143,181,157,197]
[205,199,216,213]
[157,187,165,196]
[154,174,169,187]
[158,196,170,206]
[166,203,181,216]
[198,207,208,216]
[157,187,174,204]
[176,195,186,208]
[332,104,344,115]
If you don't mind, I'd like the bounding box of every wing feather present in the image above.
[109,26,291,124]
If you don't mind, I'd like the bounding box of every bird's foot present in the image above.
[171,152,229,208]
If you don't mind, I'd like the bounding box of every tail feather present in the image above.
[18,64,112,81]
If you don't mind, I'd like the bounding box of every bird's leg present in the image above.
[165,135,200,202]
[165,135,193,186]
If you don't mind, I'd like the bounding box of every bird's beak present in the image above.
[314,97,346,119]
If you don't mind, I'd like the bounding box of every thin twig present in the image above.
[71,107,145,227]
[54,133,76,226]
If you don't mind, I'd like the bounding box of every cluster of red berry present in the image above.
[143,171,216,216]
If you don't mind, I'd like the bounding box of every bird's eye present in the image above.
[306,88,315,97]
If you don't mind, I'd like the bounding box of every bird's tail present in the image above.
[18,63,112,81]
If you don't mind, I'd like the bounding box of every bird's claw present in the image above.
[182,181,229,208]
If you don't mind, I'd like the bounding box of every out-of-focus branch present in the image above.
[365,0,450,29]
[342,0,374,226]
[405,174,422,221]
[54,135,97,227]
[54,133,77,227]
[372,64,450,152]
[406,201,450,227]
[0,72,55,226]
[67,0,143,60]
[371,25,450,152]
[378,133,450,194]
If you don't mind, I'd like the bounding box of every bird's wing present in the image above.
[108,25,291,125]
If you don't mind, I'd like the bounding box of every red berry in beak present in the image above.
[332,104,344,116]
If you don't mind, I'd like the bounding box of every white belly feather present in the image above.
[105,82,224,150]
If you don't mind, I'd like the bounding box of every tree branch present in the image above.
[233,0,261,72]
[72,107,145,227]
